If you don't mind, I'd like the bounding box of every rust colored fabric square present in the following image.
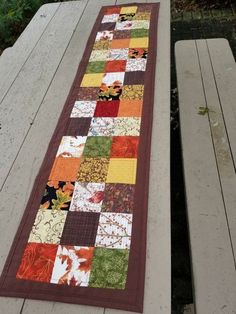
[94,101,120,117]
[66,118,91,136]
[16,243,58,283]
[49,157,81,182]
[60,212,100,246]
[118,100,143,117]
[105,60,126,72]
[77,87,100,101]
[105,7,121,14]
[111,136,139,158]
[101,183,135,213]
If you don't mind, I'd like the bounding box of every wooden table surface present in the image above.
[0,1,170,313]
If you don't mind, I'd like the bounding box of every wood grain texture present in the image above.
[0,1,87,189]
[176,39,236,314]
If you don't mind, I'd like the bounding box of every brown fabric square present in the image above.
[98,22,116,31]
[113,30,131,39]
[66,118,91,136]
[124,71,145,85]
[60,212,100,246]
[77,87,100,101]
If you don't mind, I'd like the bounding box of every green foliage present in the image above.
[0,0,70,52]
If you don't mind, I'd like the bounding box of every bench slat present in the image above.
[175,39,236,314]
[196,39,236,261]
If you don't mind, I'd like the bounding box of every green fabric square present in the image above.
[86,61,105,73]
[131,29,149,38]
[83,136,112,157]
[89,248,129,289]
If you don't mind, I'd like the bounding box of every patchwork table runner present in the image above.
[0,3,159,312]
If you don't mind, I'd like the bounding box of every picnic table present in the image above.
[0,1,170,313]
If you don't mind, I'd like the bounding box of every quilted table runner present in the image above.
[0,3,159,313]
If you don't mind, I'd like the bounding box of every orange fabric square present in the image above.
[105,60,126,72]
[111,39,130,49]
[118,100,143,117]
[111,136,139,158]
[49,157,81,181]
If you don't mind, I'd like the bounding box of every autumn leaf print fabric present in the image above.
[14,3,156,295]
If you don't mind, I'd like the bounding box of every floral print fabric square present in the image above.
[70,101,96,118]
[56,136,86,158]
[51,246,94,286]
[88,118,115,136]
[101,183,135,213]
[70,182,105,213]
[77,158,109,183]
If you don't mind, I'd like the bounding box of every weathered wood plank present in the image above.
[0,1,87,189]
[0,3,60,103]
[106,0,171,313]
[207,39,236,171]
[196,39,236,261]
[176,39,236,314]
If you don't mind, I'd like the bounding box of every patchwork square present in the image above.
[70,101,96,118]
[118,100,143,117]
[90,50,109,62]
[123,71,145,85]
[69,182,105,212]
[131,29,149,38]
[66,118,91,137]
[102,14,119,24]
[56,136,86,158]
[111,39,130,49]
[108,48,129,60]
[133,12,151,20]
[95,31,114,41]
[86,62,106,74]
[118,13,135,22]
[102,183,135,213]
[83,136,112,158]
[126,59,147,72]
[95,213,132,249]
[40,181,75,210]
[28,209,67,244]
[88,118,115,136]
[105,7,121,15]
[81,73,104,87]
[120,85,144,100]
[98,82,122,101]
[60,212,100,246]
[129,48,148,59]
[89,248,129,289]
[77,158,109,183]
[131,20,150,30]
[93,40,111,50]
[16,243,58,283]
[105,60,126,72]
[106,158,137,184]
[113,30,131,39]
[114,117,141,136]
[110,136,139,158]
[49,157,81,182]
[94,101,120,117]
[51,246,94,286]
[102,72,125,86]
[98,23,116,32]
[77,87,100,101]
[115,21,133,31]
[120,6,137,14]
[129,37,149,48]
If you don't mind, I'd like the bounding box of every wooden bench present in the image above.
[175,39,236,314]
[0,1,171,313]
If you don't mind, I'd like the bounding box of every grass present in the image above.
[0,0,72,54]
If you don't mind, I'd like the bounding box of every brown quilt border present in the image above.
[0,3,159,313]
